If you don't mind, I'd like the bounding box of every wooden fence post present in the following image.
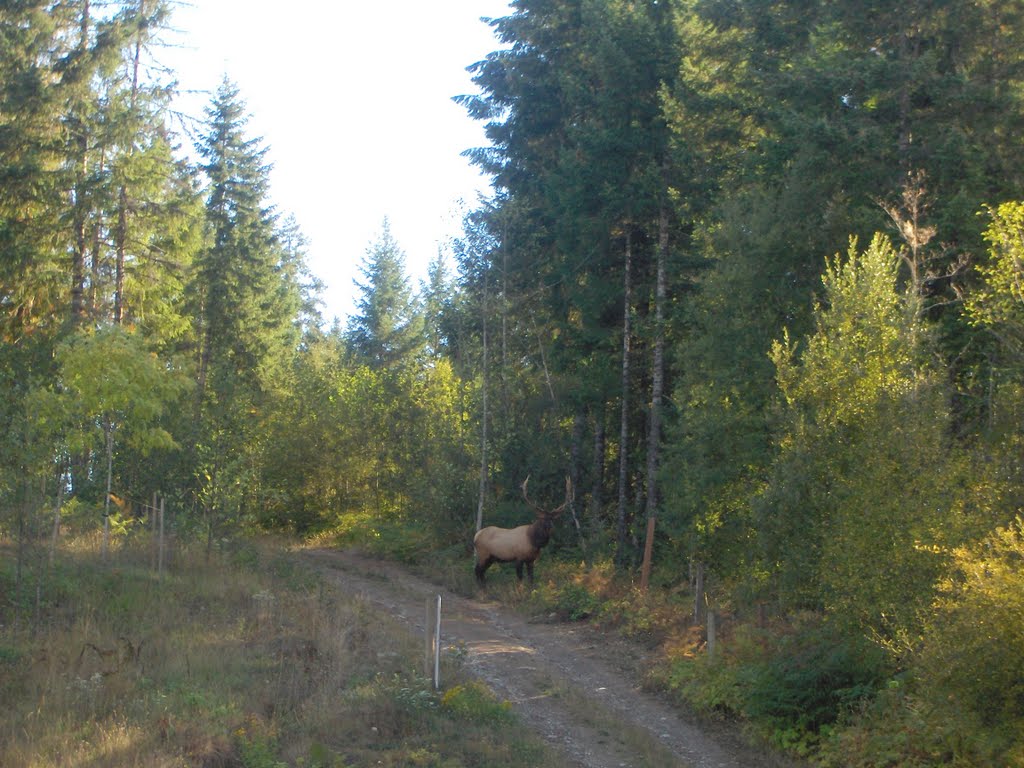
[693,561,705,624]
[158,496,165,581]
[707,610,716,661]
[424,595,442,689]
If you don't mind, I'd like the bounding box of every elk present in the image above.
[474,476,571,586]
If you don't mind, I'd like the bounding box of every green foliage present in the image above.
[914,519,1024,747]
[818,518,1024,767]
[56,324,192,455]
[772,234,923,428]
[743,623,887,753]
[441,681,514,725]
[968,202,1024,364]
[347,219,426,370]
[762,234,957,637]
[657,650,748,719]
[6,3,1024,765]
[235,715,287,768]
[654,618,887,758]
[549,581,603,621]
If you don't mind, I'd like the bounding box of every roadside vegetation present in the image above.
[327,527,1024,768]
[0,531,557,768]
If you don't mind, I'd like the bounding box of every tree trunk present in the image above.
[500,218,510,420]
[158,496,165,580]
[71,156,88,323]
[532,314,556,403]
[590,408,605,535]
[569,411,586,551]
[15,477,28,630]
[102,418,113,560]
[114,0,145,325]
[475,267,489,534]
[693,560,705,624]
[49,463,67,565]
[640,200,669,591]
[615,230,634,569]
[69,0,92,325]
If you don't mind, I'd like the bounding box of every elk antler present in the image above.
[522,475,574,517]
[551,476,573,517]
[521,475,544,516]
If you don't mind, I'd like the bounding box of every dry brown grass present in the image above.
[0,535,559,768]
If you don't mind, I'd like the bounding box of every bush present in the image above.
[652,616,888,758]
[441,681,514,725]
[744,621,887,754]
[908,518,1024,762]
[655,648,748,718]
[552,582,602,621]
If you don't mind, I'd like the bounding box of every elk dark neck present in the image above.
[528,518,552,549]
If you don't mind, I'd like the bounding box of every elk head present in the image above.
[521,475,572,549]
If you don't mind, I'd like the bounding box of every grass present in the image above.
[0,533,562,768]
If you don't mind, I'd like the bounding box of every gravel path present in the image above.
[301,548,795,768]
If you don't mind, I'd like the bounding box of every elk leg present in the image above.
[515,561,525,581]
[475,557,492,585]
[526,561,535,584]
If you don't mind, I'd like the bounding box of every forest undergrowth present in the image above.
[524,557,1024,768]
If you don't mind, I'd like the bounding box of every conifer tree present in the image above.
[194,78,296,397]
[460,0,682,566]
[346,220,424,371]
[422,250,453,359]
[190,79,301,540]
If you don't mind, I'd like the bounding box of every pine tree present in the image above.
[459,0,683,566]
[422,249,453,359]
[194,78,297,397]
[190,79,302,542]
[346,219,424,370]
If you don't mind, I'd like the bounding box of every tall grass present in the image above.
[0,535,559,767]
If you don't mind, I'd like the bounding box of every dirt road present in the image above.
[301,549,792,768]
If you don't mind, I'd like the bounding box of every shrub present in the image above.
[908,518,1024,762]
[744,621,887,754]
[552,581,602,621]
[441,681,514,724]
[652,616,888,757]
[655,650,748,718]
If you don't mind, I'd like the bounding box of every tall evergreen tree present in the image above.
[194,78,297,397]
[190,78,301,541]
[422,249,453,359]
[346,219,424,370]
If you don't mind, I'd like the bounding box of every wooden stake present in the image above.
[707,610,716,660]
[158,496,165,580]
[434,595,442,690]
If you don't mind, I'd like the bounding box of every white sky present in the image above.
[159,0,510,324]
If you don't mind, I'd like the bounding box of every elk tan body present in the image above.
[473,477,570,586]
